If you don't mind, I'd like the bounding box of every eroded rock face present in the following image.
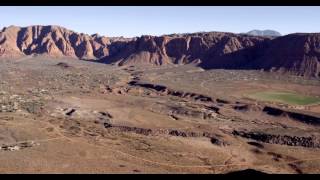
[103,32,269,66]
[246,33,320,77]
[0,25,113,59]
[0,26,272,63]
[204,33,320,78]
[1,25,320,77]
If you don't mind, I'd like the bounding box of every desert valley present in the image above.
[0,25,319,173]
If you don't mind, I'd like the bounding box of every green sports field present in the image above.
[247,91,320,105]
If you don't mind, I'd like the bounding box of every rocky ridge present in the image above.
[0,25,320,77]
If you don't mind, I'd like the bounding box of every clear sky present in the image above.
[0,6,319,37]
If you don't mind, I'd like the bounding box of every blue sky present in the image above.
[0,6,319,37]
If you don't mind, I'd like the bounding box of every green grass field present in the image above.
[247,91,320,105]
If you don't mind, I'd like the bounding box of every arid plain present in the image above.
[0,55,320,173]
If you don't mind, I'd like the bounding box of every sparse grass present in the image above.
[247,91,320,105]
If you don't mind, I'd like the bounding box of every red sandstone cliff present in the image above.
[0,25,319,78]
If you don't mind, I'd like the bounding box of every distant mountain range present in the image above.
[0,25,319,78]
[246,30,282,37]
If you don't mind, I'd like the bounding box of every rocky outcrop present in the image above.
[128,81,214,103]
[233,130,320,148]
[0,141,40,151]
[262,106,320,126]
[103,122,228,145]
